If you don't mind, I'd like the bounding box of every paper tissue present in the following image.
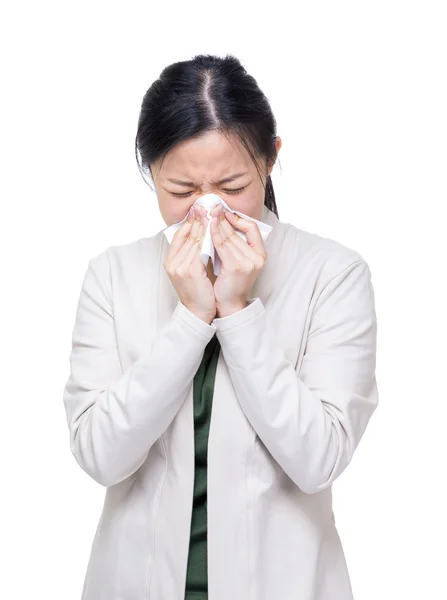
[162,193,273,276]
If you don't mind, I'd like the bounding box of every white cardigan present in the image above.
[63,204,379,600]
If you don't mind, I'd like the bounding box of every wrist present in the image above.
[216,302,248,318]
[196,312,216,324]
[183,304,216,324]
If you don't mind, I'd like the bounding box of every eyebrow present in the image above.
[167,172,249,187]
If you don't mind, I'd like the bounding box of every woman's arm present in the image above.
[62,250,216,487]
[214,259,379,495]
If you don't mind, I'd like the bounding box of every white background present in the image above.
[1,1,446,598]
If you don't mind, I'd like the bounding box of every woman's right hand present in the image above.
[163,205,217,324]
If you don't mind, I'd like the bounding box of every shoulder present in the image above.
[87,231,164,283]
[282,221,370,277]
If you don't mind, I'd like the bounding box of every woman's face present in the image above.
[150,130,281,226]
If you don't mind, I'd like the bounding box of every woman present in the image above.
[63,54,379,600]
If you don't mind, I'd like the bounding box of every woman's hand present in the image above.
[164,205,217,324]
[210,204,267,318]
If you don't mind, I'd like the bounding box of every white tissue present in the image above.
[162,193,273,275]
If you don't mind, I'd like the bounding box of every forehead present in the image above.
[154,130,255,181]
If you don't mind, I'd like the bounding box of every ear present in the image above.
[275,135,282,154]
[267,136,282,177]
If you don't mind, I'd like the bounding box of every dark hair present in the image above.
[135,53,281,218]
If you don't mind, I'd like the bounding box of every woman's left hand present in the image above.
[210,204,267,317]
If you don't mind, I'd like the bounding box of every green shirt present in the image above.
[184,333,221,600]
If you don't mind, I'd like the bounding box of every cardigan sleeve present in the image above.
[213,259,379,494]
[62,250,216,487]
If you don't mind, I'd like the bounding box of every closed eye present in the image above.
[170,186,247,198]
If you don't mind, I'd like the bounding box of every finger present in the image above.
[184,207,207,264]
[218,211,262,262]
[216,212,246,262]
[169,210,193,252]
[189,239,209,277]
[210,213,244,266]
[169,205,200,255]
[182,228,207,276]
[223,210,265,255]
[173,220,203,268]
[170,209,204,267]
[182,210,210,276]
